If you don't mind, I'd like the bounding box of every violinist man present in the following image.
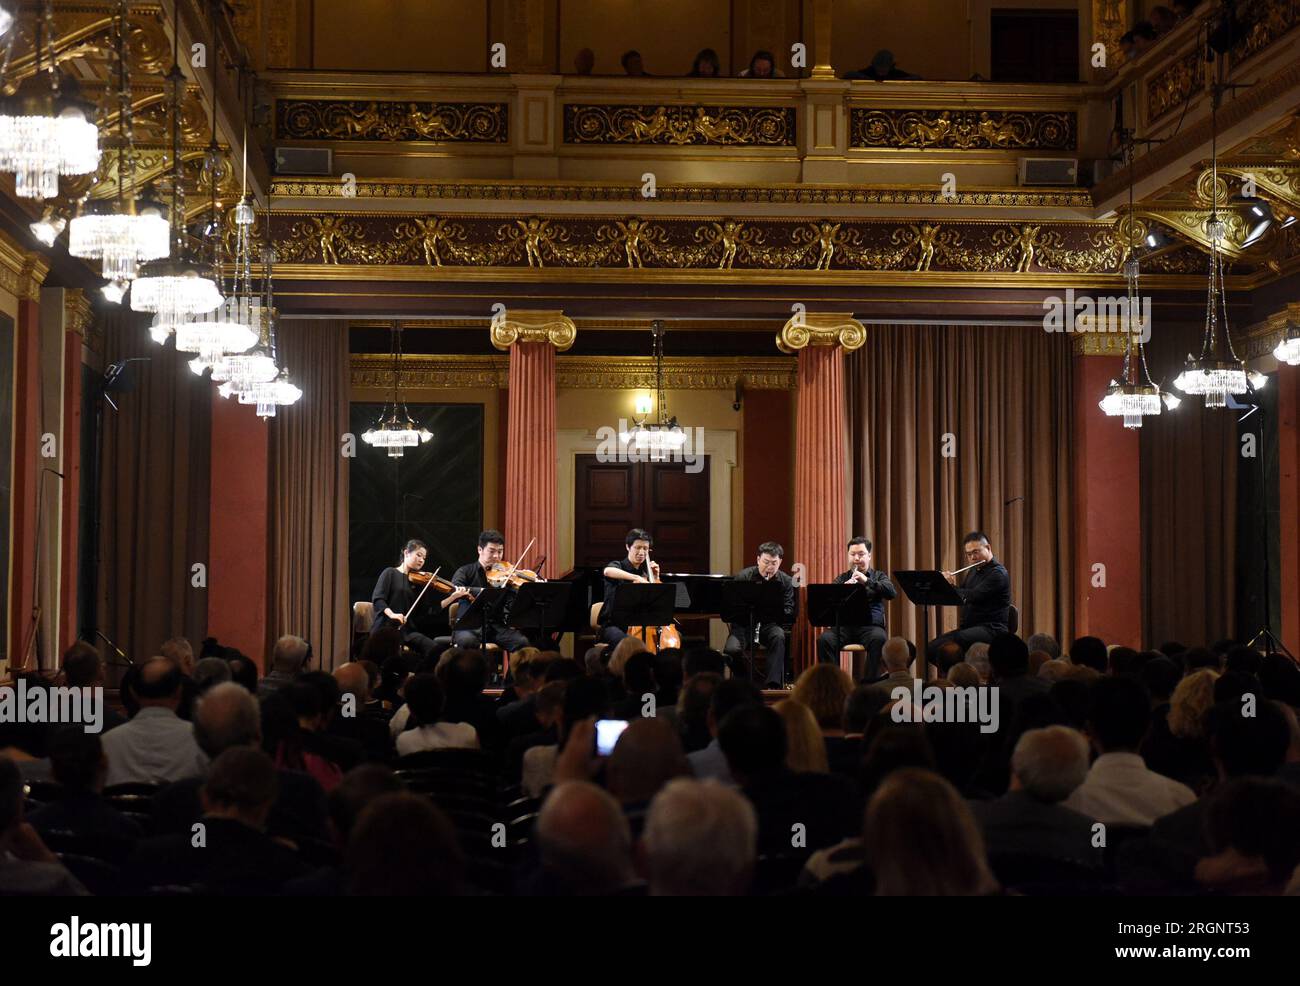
[445,529,531,653]
[370,539,440,660]
[723,541,796,688]
[599,528,656,647]
[816,536,896,678]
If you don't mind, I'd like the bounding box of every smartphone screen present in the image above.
[595,719,629,757]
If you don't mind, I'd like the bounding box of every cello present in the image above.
[629,549,681,653]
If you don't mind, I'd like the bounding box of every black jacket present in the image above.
[731,566,797,626]
[956,559,1010,630]
[127,816,309,894]
[832,568,896,629]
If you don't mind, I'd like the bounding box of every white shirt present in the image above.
[395,722,480,756]
[522,745,558,799]
[1064,752,1197,827]
[101,706,206,787]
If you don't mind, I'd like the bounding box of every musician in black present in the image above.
[816,536,896,677]
[928,531,1011,661]
[599,528,656,647]
[723,541,796,688]
[445,529,531,653]
[370,539,440,660]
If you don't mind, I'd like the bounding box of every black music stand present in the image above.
[807,582,879,667]
[609,582,678,639]
[455,585,510,644]
[720,580,788,685]
[509,581,573,650]
[893,570,963,681]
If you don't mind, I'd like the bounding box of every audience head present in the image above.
[622,651,657,701]
[947,662,981,688]
[1026,633,1061,660]
[845,684,891,734]
[1037,659,1070,683]
[1168,669,1218,739]
[690,48,721,78]
[605,717,690,805]
[608,635,649,680]
[935,641,964,675]
[774,699,828,773]
[1140,656,1181,703]
[160,637,195,676]
[1225,646,1263,677]
[404,673,446,727]
[746,49,776,78]
[683,648,726,679]
[859,723,935,798]
[964,642,991,683]
[544,657,583,683]
[865,769,997,896]
[1200,779,1300,890]
[1049,677,1092,730]
[271,635,310,675]
[707,677,763,736]
[1069,635,1107,672]
[200,747,279,830]
[134,657,184,709]
[194,682,261,757]
[346,792,464,895]
[1214,670,1257,708]
[61,641,104,688]
[226,654,259,693]
[620,49,644,76]
[1108,646,1142,676]
[678,672,721,749]
[1209,700,1290,778]
[881,636,911,673]
[1087,675,1151,753]
[989,632,1030,680]
[1260,654,1300,706]
[718,704,786,780]
[328,764,401,845]
[47,725,106,793]
[653,651,684,704]
[642,778,757,895]
[1183,646,1220,673]
[792,664,854,730]
[193,657,232,693]
[536,781,636,894]
[561,676,610,741]
[333,662,370,704]
[1010,725,1090,802]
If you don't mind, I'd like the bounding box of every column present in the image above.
[1269,306,1300,655]
[778,313,865,675]
[59,291,94,652]
[491,310,575,577]
[8,252,50,670]
[207,393,270,666]
[1071,334,1143,648]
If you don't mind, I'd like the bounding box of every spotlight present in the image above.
[1247,370,1269,391]
[1234,196,1274,248]
[1143,227,1170,251]
[0,4,13,38]
[30,207,66,247]
[1281,214,1297,229]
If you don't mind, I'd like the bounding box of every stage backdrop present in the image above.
[846,323,1075,648]
[270,319,351,669]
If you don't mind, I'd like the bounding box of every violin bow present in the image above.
[404,565,441,620]
[504,537,536,580]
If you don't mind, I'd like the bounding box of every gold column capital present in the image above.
[490,309,576,351]
[1241,300,1300,360]
[63,288,95,337]
[1071,331,1136,356]
[776,311,865,353]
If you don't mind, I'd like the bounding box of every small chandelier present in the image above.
[69,2,169,288]
[132,4,220,333]
[362,323,432,456]
[1273,322,1300,366]
[0,1,100,200]
[1173,67,1266,407]
[1098,134,1179,428]
[618,319,688,453]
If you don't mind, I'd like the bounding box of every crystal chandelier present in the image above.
[362,324,432,456]
[1173,65,1266,407]
[68,1,169,290]
[0,1,100,200]
[132,2,220,333]
[618,320,688,453]
[1098,134,1179,428]
[1274,323,1300,366]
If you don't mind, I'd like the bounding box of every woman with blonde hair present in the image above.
[865,768,999,896]
[792,664,854,735]
[607,635,648,680]
[774,699,829,773]
[1142,668,1218,793]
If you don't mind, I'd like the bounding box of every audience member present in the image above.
[620,50,647,77]
[27,726,143,850]
[345,791,465,895]
[193,656,232,694]
[329,662,392,762]
[1026,633,1062,660]
[1142,668,1217,792]
[531,781,641,895]
[687,677,762,784]
[1068,635,1107,672]
[605,717,690,825]
[775,699,829,773]
[572,47,595,75]
[102,657,204,786]
[845,49,915,81]
[395,674,479,755]
[259,635,310,698]
[688,48,722,77]
[642,778,756,895]
[739,49,782,78]
[61,641,125,731]
[0,756,87,895]
[792,664,854,735]
[1195,778,1300,894]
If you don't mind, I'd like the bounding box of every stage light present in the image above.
[1234,196,1274,248]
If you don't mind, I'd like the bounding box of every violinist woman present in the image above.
[370,539,439,660]
[599,528,656,647]
[447,530,531,652]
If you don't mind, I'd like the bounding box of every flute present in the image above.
[944,561,981,577]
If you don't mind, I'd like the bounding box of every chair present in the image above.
[1007,604,1019,635]
[58,854,123,896]
[24,780,66,803]
[353,601,374,635]
[749,853,810,896]
[396,748,499,775]
[839,644,867,681]
[103,782,161,798]
[989,851,1106,896]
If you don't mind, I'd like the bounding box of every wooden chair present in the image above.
[839,644,868,681]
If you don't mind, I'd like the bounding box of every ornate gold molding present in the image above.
[1241,300,1300,360]
[1071,331,1138,356]
[489,310,577,351]
[350,354,797,390]
[275,98,508,142]
[563,104,795,146]
[776,312,865,353]
[63,289,95,337]
[850,108,1076,151]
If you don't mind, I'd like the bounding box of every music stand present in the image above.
[455,586,510,646]
[720,580,788,685]
[893,570,963,682]
[609,582,678,637]
[509,581,573,649]
[807,583,879,666]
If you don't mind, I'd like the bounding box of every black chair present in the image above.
[38,828,137,865]
[1007,604,1019,635]
[24,780,66,803]
[103,782,162,798]
[58,854,123,896]
[395,748,499,775]
[749,853,809,896]
[989,851,1107,895]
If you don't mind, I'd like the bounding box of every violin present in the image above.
[486,561,545,589]
[629,550,681,653]
[408,569,482,598]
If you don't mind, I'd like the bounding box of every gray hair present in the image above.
[193,657,232,692]
[272,635,310,674]
[1011,726,1090,802]
[536,781,634,893]
[643,778,757,895]
[1037,658,1071,682]
[194,682,261,757]
[965,642,991,682]
[1026,633,1061,660]
[882,636,910,671]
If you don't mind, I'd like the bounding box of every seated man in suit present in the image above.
[817,537,896,679]
[928,531,1011,662]
[723,541,796,688]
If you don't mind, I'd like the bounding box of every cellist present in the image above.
[370,539,439,660]
[446,529,531,652]
[599,528,656,647]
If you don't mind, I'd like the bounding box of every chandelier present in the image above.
[1098,133,1179,428]
[68,1,168,291]
[0,1,100,200]
[132,1,220,332]
[1274,322,1300,366]
[619,319,688,453]
[362,324,432,456]
[1173,63,1266,407]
